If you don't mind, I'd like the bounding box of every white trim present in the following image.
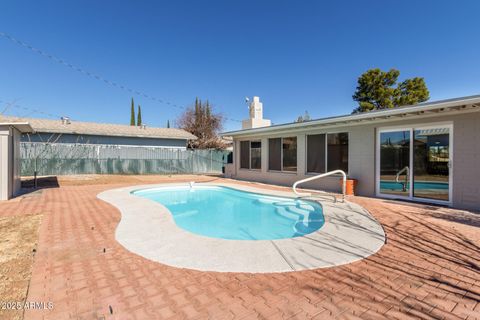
[376,121,453,205]
[412,123,453,205]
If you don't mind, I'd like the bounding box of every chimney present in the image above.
[242,96,271,130]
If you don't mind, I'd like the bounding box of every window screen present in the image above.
[240,141,250,169]
[268,138,281,171]
[327,133,348,172]
[307,134,326,173]
[250,141,261,169]
[282,137,297,172]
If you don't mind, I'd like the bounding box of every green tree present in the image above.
[394,77,430,107]
[130,98,136,126]
[137,105,142,126]
[352,68,429,113]
[167,120,170,128]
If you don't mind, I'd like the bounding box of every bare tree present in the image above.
[176,98,226,149]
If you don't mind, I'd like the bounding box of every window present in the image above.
[268,138,281,171]
[250,141,261,169]
[282,137,297,172]
[307,134,326,173]
[240,141,250,169]
[226,151,233,164]
[269,137,298,172]
[327,133,349,172]
[240,140,261,170]
[306,132,349,173]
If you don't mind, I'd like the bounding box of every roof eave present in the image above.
[0,122,34,133]
[222,95,480,137]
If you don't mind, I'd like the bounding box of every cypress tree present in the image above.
[137,105,142,126]
[130,98,136,126]
[167,120,170,128]
[205,100,211,120]
[194,97,201,133]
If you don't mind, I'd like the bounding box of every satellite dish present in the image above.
[245,97,250,103]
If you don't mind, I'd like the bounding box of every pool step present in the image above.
[299,192,339,203]
[275,206,323,226]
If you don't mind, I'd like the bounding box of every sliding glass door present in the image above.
[379,130,411,198]
[413,128,450,201]
[377,125,451,204]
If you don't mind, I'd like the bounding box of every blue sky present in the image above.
[1,1,480,131]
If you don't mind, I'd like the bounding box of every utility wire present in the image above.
[0,31,242,123]
[0,99,21,115]
[0,99,62,119]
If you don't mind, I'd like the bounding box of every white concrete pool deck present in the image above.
[98,182,385,273]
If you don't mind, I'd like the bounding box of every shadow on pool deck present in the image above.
[0,175,478,319]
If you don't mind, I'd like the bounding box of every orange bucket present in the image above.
[342,179,357,196]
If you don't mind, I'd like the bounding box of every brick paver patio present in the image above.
[1,175,479,319]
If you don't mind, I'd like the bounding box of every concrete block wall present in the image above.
[232,110,480,210]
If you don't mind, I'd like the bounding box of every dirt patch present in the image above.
[0,214,42,320]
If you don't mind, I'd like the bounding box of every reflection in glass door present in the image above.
[379,130,411,198]
[413,128,450,201]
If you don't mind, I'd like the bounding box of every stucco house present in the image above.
[223,94,480,210]
[0,115,196,148]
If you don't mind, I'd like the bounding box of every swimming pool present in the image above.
[133,186,324,240]
[380,181,449,191]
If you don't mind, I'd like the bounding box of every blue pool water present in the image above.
[133,186,324,240]
[380,181,449,190]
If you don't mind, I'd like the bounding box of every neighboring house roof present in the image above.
[222,94,480,137]
[0,115,197,140]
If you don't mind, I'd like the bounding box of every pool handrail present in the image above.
[395,166,410,183]
[293,170,347,202]
[395,166,409,192]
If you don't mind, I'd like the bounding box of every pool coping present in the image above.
[97,182,385,273]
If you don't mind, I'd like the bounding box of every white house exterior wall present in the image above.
[232,110,480,210]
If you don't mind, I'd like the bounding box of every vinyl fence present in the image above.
[20,142,231,176]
